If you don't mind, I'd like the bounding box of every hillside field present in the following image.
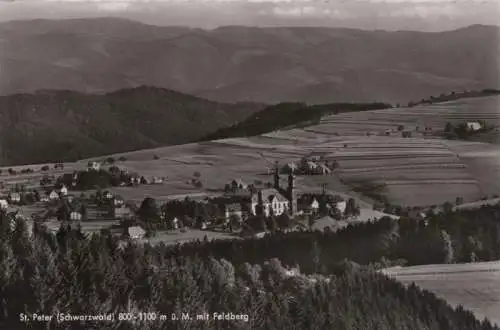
[1,96,499,208]
[382,261,500,326]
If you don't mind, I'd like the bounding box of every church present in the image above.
[250,168,297,217]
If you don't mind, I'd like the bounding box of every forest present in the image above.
[1,204,500,329]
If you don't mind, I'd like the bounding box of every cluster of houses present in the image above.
[87,161,165,185]
[217,169,346,223]
[278,158,337,176]
[0,184,70,209]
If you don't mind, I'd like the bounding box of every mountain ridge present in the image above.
[0,18,498,104]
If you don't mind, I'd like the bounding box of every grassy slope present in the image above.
[382,261,500,326]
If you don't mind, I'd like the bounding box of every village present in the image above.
[0,118,489,246]
[0,152,367,245]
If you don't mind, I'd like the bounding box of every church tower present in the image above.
[287,173,297,215]
[273,161,280,190]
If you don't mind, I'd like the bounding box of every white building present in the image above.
[128,226,146,239]
[251,189,290,217]
[0,199,8,210]
[60,185,68,196]
[87,161,101,171]
[467,122,482,131]
[49,190,60,200]
[335,201,347,213]
[8,192,21,204]
[70,211,82,221]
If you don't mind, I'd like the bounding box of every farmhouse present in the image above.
[335,201,347,213]
[297,195,319,215]
[70,211,82,221]
[229,179,248,190]
[151,177,164,184]
[87,161,101,171]
[467,122,482,131]
[60,185,68,196]
[49,190,60,200]
[127,226,146,239]
[318,164,332,175]
[8,192,21,204]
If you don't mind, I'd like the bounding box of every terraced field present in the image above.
[382,262,500,326]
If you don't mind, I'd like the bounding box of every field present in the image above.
[382,261,500,326]
[1,95,499,209]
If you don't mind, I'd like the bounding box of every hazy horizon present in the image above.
[0,0,499,32]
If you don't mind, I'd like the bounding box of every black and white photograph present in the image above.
[0,0,499,329]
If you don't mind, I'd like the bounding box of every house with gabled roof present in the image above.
[8,192,21,204]
[87,161,101,171]
[49,190,60,200]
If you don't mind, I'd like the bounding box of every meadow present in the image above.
[382,261,500,326]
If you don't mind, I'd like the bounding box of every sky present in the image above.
[0,0,499,31]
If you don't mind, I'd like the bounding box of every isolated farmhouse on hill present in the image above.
[87,161,101,171]
[467,122,482,131]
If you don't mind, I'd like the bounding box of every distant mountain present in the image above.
[0,18,498,104]
[0,86,263,166]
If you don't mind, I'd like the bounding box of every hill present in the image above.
[0,18,498,104]
[200,101,392,141]
[0,86,263,166]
